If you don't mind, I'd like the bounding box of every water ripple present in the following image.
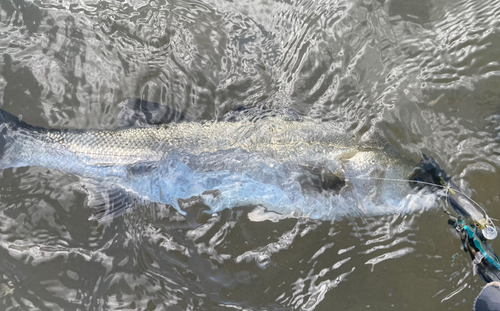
[1,0,499,309]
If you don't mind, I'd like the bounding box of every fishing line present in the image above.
[352,176,497,227]
[353,176,449,190]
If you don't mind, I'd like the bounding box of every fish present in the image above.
[0,102,490,224]
[0,104,436,221]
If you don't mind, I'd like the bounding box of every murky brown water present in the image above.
[0,0,500,310]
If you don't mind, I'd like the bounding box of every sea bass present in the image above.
[0,106,441,220]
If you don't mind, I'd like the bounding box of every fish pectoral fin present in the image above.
[83,185,141,221]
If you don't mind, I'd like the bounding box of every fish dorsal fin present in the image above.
[117,98,192,128]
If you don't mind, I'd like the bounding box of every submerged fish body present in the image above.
[0,108,437,220]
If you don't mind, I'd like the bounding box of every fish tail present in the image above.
[0,109,42,169]
[0,109,39,131]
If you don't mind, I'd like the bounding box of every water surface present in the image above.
[0,0,500,309]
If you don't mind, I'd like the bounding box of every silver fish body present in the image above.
[0,109,437,220]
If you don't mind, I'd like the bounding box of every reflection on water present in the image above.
[0,0,500,309]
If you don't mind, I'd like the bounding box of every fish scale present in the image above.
[39,117,363,167]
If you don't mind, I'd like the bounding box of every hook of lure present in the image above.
[444,185,498,240]
[353,175,498,240]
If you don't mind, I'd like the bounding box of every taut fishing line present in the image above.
[352,176,497,238]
